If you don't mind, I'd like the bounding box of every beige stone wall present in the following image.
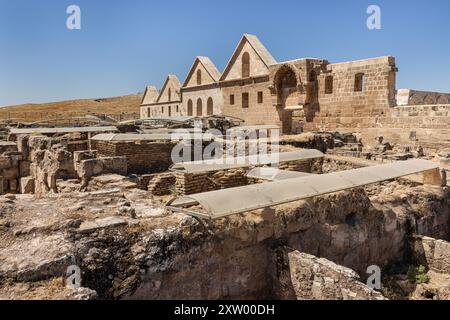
[221,79,281,126]
[141,102,182,118]
[306,56,396,131]
[184,62,216,88]
[222,41,269,81]
[182,86,223,116]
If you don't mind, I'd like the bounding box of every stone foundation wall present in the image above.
[94,140,177,174]
[304,104,450,154]
[147,173,176,196]
[174,158,320,195]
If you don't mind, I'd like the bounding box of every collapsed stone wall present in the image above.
[275,250,385,300]
[28,136,77,198]
[412,236,450,274]
[0,142,22,194]
[94,140,177,174]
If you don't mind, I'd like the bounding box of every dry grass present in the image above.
[0,94,143,122]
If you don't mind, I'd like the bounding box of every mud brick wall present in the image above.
[94,140,177,174]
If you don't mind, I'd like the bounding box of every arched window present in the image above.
[187,99,193,116]
[168,105,172,116]
[354,73,365,92]
[242,52,250,78]
[196,98,203,116]
[325,76,333,94]
[207,97,213,115]
[197,69,202,85]
[168,88,172,102]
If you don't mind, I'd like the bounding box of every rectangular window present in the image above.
[257,91,263,104]
[242,92,249,108]
[354,73,365,92]
[230,94,235,105]
[325,76,333,94]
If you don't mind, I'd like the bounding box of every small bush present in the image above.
[407,265,430,284]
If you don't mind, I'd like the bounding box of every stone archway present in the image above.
[273,64,301,134]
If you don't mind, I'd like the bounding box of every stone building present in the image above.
[141,34,450,137]
[141,75,182,118]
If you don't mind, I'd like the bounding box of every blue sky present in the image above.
[1,0,449,106]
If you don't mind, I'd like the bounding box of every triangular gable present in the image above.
[220,34,277,81]
[182,56,221,87]
[141,86,159,105]
[156,75,181,103]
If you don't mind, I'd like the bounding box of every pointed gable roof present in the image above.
[156,75,181,102]
[182,56,221,87]
[141,86,159,105]
[220,34,277,81]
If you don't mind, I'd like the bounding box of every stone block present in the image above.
[0,141,18,154]
[8,179,17,192]
[2,167,19,180]
[19,160,31,177]
[19,177,35,194]
[0,156,12,170]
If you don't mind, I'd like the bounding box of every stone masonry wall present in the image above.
[175,158,321,195]
[306,56,397,131]
[95,140,177,174]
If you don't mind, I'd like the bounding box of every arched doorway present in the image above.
[274,65,299,134]
[207,97,213,115]
[196,98,203,116]
[187,99,193,116]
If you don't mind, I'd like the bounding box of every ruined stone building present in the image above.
[141,33,450,143]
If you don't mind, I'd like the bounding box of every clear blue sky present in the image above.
[1,0,449,106]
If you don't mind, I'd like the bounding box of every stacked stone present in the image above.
[96,140,177,174]
[147,173,176,196]
[175,172,213,195]
[278,159,312,172]
[0,141,28,194]
[175,158,319,195]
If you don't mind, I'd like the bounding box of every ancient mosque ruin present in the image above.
[0,34,450,300]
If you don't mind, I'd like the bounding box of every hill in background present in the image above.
[0,94,143,122]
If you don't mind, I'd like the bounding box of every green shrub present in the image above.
[407,265,430,284]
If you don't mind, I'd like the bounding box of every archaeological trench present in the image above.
[0,125,449,300]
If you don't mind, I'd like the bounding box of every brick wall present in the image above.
[94,140,177,174]
[175,158,321,195]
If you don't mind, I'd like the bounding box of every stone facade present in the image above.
[140,33,450,139]
[140,75,182,118]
